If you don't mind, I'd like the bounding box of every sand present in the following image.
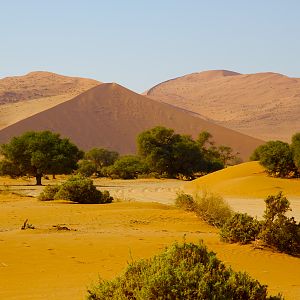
[146,70,300,141]
[0,176,300,299]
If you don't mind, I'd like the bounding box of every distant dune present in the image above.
[0,83,263,160]
[146,70,300,141]
[0,71,100,130]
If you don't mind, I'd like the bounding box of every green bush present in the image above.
[87,241,282,300]
[220,213,262,244]
[38,175,113,204]
[194,191,233,227]
[38,185,61,201]
[259,192,300,255]
[175,192,195,211]
[54,175,113,204]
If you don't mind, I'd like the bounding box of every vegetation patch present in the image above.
[38,175,113,204]
[87,241,282,300]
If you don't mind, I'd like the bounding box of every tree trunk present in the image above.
[36,174,42,185]
[52,174,56,179]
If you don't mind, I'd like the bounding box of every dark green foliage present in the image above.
[87,241,282,300]
[39,175,113,204]
[0,131,83,185]
[194,191,233,227]
[38,185,61,201]
[221,192,300,255]
[175,192,195,211]
[77,160,97,177]
[220,213,262,244]
[84,148,119,176]
[291,133,300,174]
[104,155,148,179]
[259,192,300,255]
[258,141,295,177]
[137,126,204,178]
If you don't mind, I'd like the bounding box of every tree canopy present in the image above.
[251,138,299,178]
[0,131,83,185]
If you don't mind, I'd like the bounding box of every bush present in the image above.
[220,213,262,244]
[259,192,300,255]
[175,192,195,211]
[194,191,233,227]
[87,241,282,300]
[54,175,113,204]
[38,185,61,201]
[38,176,113,204]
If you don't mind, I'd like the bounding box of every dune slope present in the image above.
[0,71,101,130]
[146,70,300,141]
[0,83,263,160]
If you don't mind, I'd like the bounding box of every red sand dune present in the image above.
[0,83,262,160]
[146,70,300,141]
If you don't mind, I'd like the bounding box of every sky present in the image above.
[1,0,300,92]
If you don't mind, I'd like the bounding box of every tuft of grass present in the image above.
[193,190,233,227]
[175,192,195,211]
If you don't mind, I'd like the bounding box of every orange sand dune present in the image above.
[0,83,263,160]
[146,70,300,141]
[0,71,101,130]
[185,161,300,220]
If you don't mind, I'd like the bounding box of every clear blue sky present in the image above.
[1,0,300,92]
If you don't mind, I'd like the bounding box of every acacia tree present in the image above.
[0,131,83,185]
[137,126,203,178]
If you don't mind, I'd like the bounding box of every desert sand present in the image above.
[0,176,300,299]
[0,83,263,160]
[146,70,300,141]
[185,161,300,220]
[0,72,100,130]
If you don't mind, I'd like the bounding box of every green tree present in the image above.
[77,160,97,177]
[85,148,119,176]
[137,126,203,178]
[0,131,83,185]
[105,155,148,179]
[256,141,295,177]
[291,132,300,175]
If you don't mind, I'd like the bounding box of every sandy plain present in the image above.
[0,174,300,299]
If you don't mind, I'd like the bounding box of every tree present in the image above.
[0,131,83,185]
[253,141,295,177]
[85,148,119,176]
[105,155,148,179]
[291,132,300,175]
[137,126,203,178]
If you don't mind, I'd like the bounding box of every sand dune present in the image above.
[185,161,300,220]
[0,71,100,130]
[0,83,263,160]
[146,70,300,141]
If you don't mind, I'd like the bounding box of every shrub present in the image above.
[193,191,233,227]
[38,185,61,201]
[259,192,300,255]
[175,192,195,211]
[48,175,113,204]
[220,213,262,244]
[87,241,282,300]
